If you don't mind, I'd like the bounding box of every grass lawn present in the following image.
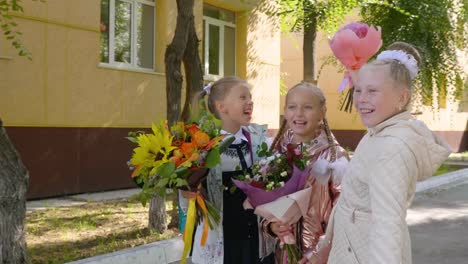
[434,163,467,176]
[26,196,179,264]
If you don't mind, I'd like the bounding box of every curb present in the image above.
[66,237,185,264]
[66,168,468,264]
[416,168,468,193]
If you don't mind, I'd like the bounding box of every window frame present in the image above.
[203,15,236,81]
[101,0,155,71]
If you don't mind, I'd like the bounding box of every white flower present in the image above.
[276,159,282,164]
[275,153,282,158]
[267,156,275,162]
[280,171,288,177]
[245,174,251,180]
[279,181,285,187]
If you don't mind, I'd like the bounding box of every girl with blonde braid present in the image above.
[264,82,349,264]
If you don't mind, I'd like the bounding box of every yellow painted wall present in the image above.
[0,0,173,128]
[204,0,258,12]
[0,0,281,129]
[245,2,281,129]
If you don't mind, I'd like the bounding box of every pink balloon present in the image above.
[329,23,382,71]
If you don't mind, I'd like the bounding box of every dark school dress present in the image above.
[221,139,274,264]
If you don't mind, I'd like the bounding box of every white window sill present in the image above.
[204,74,222,82]
[0,55,13,60]
[98,63,164,76]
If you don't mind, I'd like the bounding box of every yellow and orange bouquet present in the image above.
[127,108,233,263]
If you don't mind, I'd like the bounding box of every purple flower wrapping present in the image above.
[232,165,310,208]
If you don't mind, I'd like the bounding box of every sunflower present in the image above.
[130,121,177,177]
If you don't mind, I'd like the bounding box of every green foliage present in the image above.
[218,135,235,154]
[256,141,269,157]
[276,0,405,36]
[360,0,468,106]
[0,0,36,59]
[205,147,220,169]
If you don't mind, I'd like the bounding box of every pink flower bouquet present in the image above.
[232,165,309,207]
[232,143,312,263]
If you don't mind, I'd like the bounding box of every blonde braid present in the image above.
[322,117,337,162]
[269,119,288,152]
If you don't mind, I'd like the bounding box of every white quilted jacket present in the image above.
[327,111,451,264]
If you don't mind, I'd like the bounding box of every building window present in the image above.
[203,5,236,80]
[100,0,155,70]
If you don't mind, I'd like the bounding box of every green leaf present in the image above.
[156,177,169,188]
[174,166,190,178]
[175,178,188,187]
[205,147,221,168]
[218,135,235,154]
[157,162,176,178]
[125,136,138,143]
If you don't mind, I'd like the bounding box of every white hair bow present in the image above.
[376,50,419,80]
[203,83,213,95]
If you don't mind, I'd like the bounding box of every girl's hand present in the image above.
[270,222,294,242]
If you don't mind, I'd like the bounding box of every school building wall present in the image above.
[0,0,281,199]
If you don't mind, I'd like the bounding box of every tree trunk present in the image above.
[0,119,29,263]
[165,0,194,125]
[148,194,167,233]
[303,2,318,84]
[181,18,204,121]
[149,0,194,233]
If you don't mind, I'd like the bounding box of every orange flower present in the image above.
[173,139,184,147]
[188,152,200,162]
[186,124,200,135]
[192,131,210,148]
[170,156,185,167]
[204,135,225,150]
[131,164,141,178]
[180,141,197,157]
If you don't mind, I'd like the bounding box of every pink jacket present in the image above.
[267,129,349,263]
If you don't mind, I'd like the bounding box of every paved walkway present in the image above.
[409,181,468,264]
[27,188,141,211]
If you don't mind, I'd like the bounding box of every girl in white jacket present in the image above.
[326,42,451,264]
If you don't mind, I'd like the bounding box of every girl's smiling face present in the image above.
[215,85,253,133]
[354,64,409,128]
[284,87,325,143]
